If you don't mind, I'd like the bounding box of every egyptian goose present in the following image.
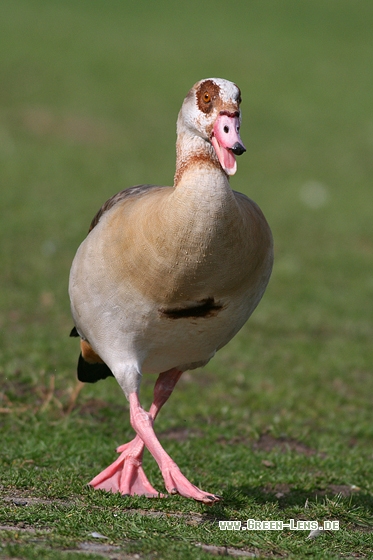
[69,78,273,503]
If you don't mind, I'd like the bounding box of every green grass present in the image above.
[1,0,373,558]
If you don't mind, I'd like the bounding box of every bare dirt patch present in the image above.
[252,433,321,457]
[262,482,361,501]
[158,426,203,442]
[195,542,260,557]
[3,495,72,508]
[218,432,323,457]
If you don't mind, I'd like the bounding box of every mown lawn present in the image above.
[1,1,373,559]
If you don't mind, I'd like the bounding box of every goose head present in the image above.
[176,78,246,180]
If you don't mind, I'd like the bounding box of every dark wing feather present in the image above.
[70,326,79,337]
[77,353,114,383]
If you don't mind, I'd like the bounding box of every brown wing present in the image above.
[88,184,165,232]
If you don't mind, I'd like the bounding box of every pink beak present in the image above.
[210,112,246,176]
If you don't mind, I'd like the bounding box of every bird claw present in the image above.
[89,439,163,498]
[162,464,220,504]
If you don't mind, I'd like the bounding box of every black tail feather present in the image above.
[77,353,114,383]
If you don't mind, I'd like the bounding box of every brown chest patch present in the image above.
[173,152,220,186]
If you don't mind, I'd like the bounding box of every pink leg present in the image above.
[89,368,182,497]
[129,391,220,504]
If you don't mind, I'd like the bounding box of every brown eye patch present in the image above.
[196,80,220,114]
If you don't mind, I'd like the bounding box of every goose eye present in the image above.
[203,92,211,103]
